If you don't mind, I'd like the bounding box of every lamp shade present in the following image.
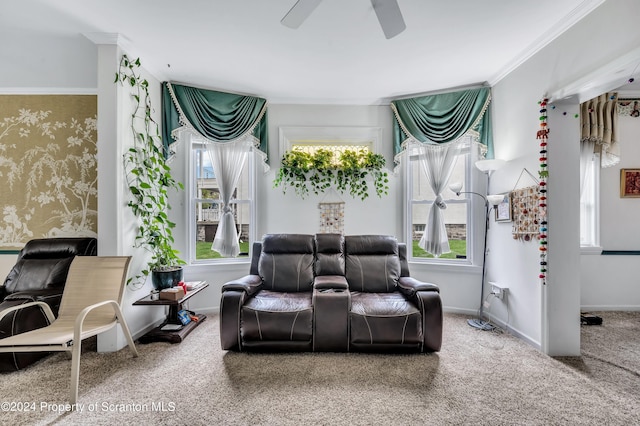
[449,182,463,194]
[475,159,506,173]
[487,194,505,206]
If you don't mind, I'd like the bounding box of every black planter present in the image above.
[151,267,184,290]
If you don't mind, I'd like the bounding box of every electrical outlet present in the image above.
[489,282,508,300]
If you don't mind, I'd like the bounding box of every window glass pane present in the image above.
[409,150,466,201]
[411,202,467,259]
[193,146,251,261]
[580,153,598,246]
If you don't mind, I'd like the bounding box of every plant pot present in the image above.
[151,267,184,290]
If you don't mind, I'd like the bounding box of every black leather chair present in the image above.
[0,237,97,371]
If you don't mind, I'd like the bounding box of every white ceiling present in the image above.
[2,0,607,104]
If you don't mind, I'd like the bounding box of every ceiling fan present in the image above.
[281,0,406,39]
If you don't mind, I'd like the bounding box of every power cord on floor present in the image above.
[473,292,513,350]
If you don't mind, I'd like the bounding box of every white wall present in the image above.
[262,104,400,237]
[93,41,167,351]
[490,0,640,354]
[581,114,640,310]
[0,32,96,90]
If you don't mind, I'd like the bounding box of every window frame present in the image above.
[403,137,485,267]
[187,140,256,265]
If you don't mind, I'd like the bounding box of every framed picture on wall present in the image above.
[494,193,512,222]
[620,169,640,197]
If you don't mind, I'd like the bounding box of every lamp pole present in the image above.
[454,190,495,330]
[451,159,505,330]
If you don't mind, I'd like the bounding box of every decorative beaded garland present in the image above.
[537,98,549,286]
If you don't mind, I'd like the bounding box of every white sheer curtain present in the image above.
[579,139,596,198]
[417,139,463,257]
[206,137,253,257]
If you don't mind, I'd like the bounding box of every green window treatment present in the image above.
[162,82,269,166]
[391,87,493,167]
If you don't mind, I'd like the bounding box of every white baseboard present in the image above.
[442,307,476,316]
[132,318,164,341]
[581,305,640,312]
[445,307,542,351]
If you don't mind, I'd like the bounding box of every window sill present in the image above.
[408,260,482,274]
[580,246,603,255]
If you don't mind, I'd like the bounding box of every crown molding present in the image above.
[547,45,640,103]
[488,0,606,86]
[0,88,97,95]
[82,32,129,46]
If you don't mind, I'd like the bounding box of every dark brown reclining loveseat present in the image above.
[220,234,442,353]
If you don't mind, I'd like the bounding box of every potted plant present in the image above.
[115,55,185,289]
[274,148,389,200]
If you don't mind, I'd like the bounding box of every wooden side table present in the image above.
[133,281,209,344]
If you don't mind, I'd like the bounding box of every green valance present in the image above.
[391,87,493,166]
[162,82,269,165]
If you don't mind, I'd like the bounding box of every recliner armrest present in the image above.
[397,277,439,296]
[314,275,348,290]
[222,275,263,296]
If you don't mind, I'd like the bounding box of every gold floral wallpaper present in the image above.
[0,95,97,250]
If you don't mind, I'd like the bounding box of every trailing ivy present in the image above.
[115,55,185,288]
[274,148,389,201]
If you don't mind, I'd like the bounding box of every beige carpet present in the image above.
[1,311,639,425]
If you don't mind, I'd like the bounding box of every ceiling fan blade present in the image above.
[281,0,323,29]
[371,0,406,39]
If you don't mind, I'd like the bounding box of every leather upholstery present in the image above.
[241,290,313,350]
[344,235,401,293]
[258,234,314,292]
[314,233,345,276]
[0,237,97,371]
[349,291,422,351]
[220,234,442,353]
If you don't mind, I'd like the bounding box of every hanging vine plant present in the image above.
[273,148,389,200]
[115,55,185,288]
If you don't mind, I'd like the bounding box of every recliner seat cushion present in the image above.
[241,290,313,342]
[350,292,422,345]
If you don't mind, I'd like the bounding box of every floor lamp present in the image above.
[450,159,505,330]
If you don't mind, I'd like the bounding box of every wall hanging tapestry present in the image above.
[318,202,345,234]
[0,95,98,250]
[511,186,541,242]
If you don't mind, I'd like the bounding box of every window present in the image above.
[405,136,483,263]
[190,142,254,262]
[580,152,600,248]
